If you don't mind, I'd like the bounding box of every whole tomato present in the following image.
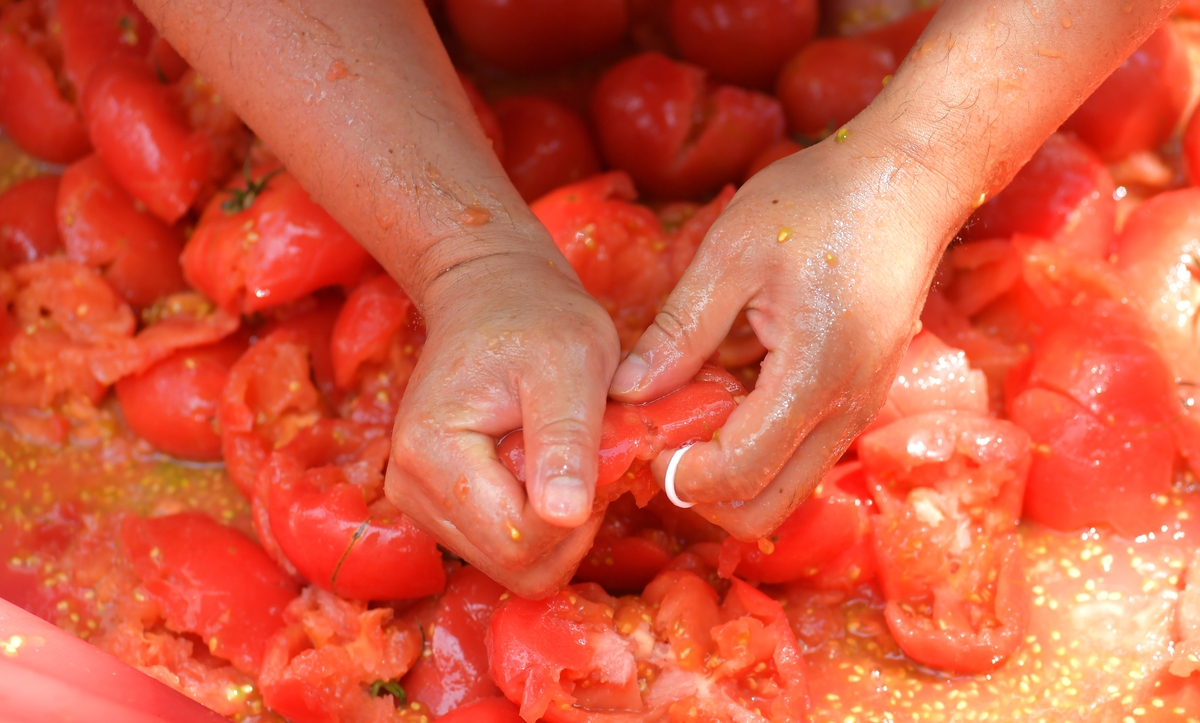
[493,95,600,202]
[776,37,896,138]
[669,0,818,88]
[445,0,628,73]
[592,52,784,198]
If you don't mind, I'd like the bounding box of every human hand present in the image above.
[609,128,966,540]
[385,249,620,597]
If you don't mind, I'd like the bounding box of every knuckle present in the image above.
[528,415,594,451]
[652,308,691,349]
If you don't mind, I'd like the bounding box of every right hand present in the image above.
[384,248,621,598]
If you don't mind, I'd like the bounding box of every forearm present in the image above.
[135,0,553,313]
[856,0,1176,246]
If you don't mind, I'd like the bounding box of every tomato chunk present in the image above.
[121,512,300,676]
[494,95,600,203]
[0,175,62,266]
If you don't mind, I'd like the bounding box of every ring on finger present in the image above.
[664,444,695,509]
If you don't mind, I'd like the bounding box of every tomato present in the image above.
[1061,24,1190,162]
[531,171,733,348]
[435,697,523,723]
[493,95,600,203]
[153,36,190,82]
[258,419,447,601]
[487,573,809,721]
[497,367,743,494]
[776,37,895,138]
[444,0,628,73]
[718,462,876,589]
[121,512,300,676]
[259,586,424,723]
[0,3,91,163]
[743,137,803,182]
[573,494,675,594]
[401,565,508,715]
[56,0,154,92]
[1006,298,1180,536]
[859,411,1032,673]
[668,0,818,88]
[57,154,187,307]
[0,259,135,408]
[822,0,925,35]
[1113,188,1200,384]
[262,291,345,401]
[0,175,61,266]
[175,70,251,210]
[115,337,245,462]
[183,166,375,314]
[458,73,505,164]
[961,133,1116,260]
[859,6,937,60]
[591,52,784,199]
[82,59,212,224]
[219,329,325,496]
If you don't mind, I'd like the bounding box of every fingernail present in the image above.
[610,353,648,395]
[542,476,589,520]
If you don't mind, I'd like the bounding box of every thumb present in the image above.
[610,254,750,402]
[520,344,614,528]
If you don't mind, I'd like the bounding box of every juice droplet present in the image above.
[824,251,838,266]
[460,205,490,226]
[506,519,523,542]
[881,74,893,87]
[835,128,850,143]
[777,228,794,244]
[757,538,776,555]
[453,476,469,504]
[325,58,350,81]
[1060,11,1072,28]
[974,192,988,209]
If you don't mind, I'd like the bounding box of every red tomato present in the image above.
[175,70,251,210]
[259,586,424,723]
[121,512,300,676]
[330,274,414,390]
[0,175,62,265]
[459,73,506,164]
[591,52,784,198]
[445,0,629,73]
[402,566,508,716]
[57,154,187,307]
[435,698,523,723]
[859,6,937,60]
[1007,299,1180,537]
[1061,25,1190,162]
[859,411,1032,674]
[115,337,245,461]
[0,3,91,163]
[962,133,1116,260]
[259,419,447,601]
[718,461,876,588]
[488,574,809,721]
[152,36,189,82]
[743,137,803,182]
[573,494,675,594]
[669,0,818,88]
[776,37,895,138]
[822,0,926,35]
[493,95,600,202]
[261,291,345,401]
[183,167,375,314]
[1113,187,1200,384]
[56,0,154,91]
[82,59,212,223]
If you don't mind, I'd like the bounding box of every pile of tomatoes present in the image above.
[3,0,1200,721]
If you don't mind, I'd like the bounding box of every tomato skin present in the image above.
[82,59,212,224]
[121,512,300,676]
[330,274,413,390]
[776,37,895,137]
[1062,25,1190,162]
[591,52,785,198]
[743,138,803,182]
[260,420,447,601]
[1113,188,1200,384]
[56,0,154,92]
[962,133,1116,260]
[184,168,375,314]
[494,95,600,203]
[445,0,629,73]
[0,175,62,266]
[401,566,508,715]
[115,337,245,461]
[57,154,187,307]
[436,697,523,723]
[668,0,818,89]
[0,5,91,164]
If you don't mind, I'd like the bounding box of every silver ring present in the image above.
[664,444,695,509]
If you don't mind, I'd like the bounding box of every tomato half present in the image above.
[668,0,818,88]
[493,95,600,203]
[0,175,61,266]
[591,52,784,199]
[776,37,895,138]
[121,512,300,676]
